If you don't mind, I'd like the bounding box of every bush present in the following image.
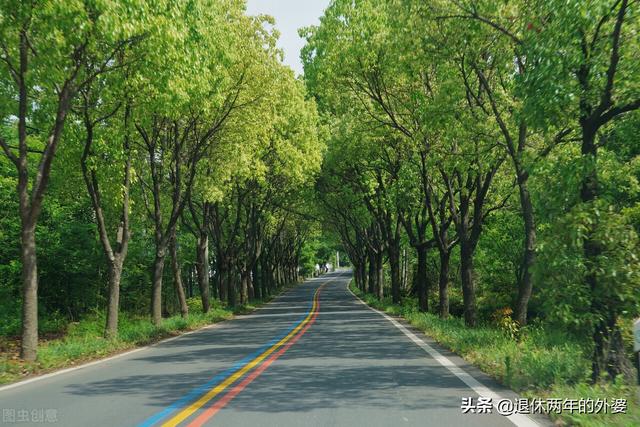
[186,297,203,313]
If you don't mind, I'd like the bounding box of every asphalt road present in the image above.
[0,271,548,427]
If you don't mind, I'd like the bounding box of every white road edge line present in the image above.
[346,282,540,427]
[0,320,228,393]
[0,278,323,393]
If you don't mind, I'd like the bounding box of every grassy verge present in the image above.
[349,282,639,427]
[0,288,291,386]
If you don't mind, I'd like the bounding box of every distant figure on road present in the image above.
[320,262,328,274]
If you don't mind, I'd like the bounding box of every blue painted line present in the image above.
[137,296,314,427]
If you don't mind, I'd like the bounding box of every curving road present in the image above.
[0,271,548,427]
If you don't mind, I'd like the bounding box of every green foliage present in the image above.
[0,304,235,385]
[308,0,639,387]
[351,281,639,426]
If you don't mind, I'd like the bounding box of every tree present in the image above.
[0,0,144,360]
[520,0,640,382]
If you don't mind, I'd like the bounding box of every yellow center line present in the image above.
[162,279,329,427]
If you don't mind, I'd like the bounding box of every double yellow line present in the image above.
[162,278,331,427]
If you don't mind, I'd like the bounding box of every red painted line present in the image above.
[187,288,323,427]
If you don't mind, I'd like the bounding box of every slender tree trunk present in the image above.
[195,232,210,313]
[416,245,428,312]
[170,234,188,318]
[151,248,166,325]
[227,261,236,307]
[515,177,535,325]
[360,260,368,292]
[460,239,477,327]
[368,252,376,294]
[105,260,123,338]
[582,129,605,381]
[438,249,450,318]
[402,248,408,292]
[260,258,269,298]
[389,244,401,304]
[376,252,384,300]
[252,262,261,301]
[354,263,363,290]
[247,269,255,300]
[218,256,228,304]
[20,222,38,361]
[240,267,249,305]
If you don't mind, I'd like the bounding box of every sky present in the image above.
[245,0,332,76]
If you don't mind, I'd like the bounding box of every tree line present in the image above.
[0,1,323,362]
[303,0,640,384]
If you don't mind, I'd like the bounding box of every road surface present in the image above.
[0,271,547,426]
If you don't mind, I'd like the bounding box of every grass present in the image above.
[0,291,287,386]
[349,282,640,427]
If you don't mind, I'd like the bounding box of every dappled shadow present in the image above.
[14,271,533,427]
[66,271,471,415]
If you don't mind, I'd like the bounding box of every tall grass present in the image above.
[0,298,256,385]
[351,284,639,426]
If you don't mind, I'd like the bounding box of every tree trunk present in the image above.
[579,127,633,381]
[252,262,261,301]
[218,256,228,304]
[368,252,376,294]
[195,232,210,313]
[460,240,477,327]
[582,128,605,381]
[260,258,270,298]
[105,260,123,338]
[247,268,255,300]
[240,268,249,305]
[416,245,428,312]
[353,264,361,289]
[515,177,535,325]
[376,252,384,300]
[20,223,38,361]
[402,248,409,292]
[389,244,401,304]
[438,249,450,318]
[360,260,368,292]
[151,249,166,325]
[227,262,236,307]
[170,234,188,318]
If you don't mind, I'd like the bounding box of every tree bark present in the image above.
[416,245,428,312]
[195,231,210,313]
[151,248,166,325]
[580,127,633,382]
[227,262,237,307]
[252,262,261,301]
[438,249,450,318]
[460,239,477,327]
[360,260,368,292]
[170,233,188,318]
[375,252,384,299]
[515,176,535,325]
[218,255,228,304]
[240,266,249,305]
[368,251,376,294]
[105,261,123,338]
[19,223,38,361]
